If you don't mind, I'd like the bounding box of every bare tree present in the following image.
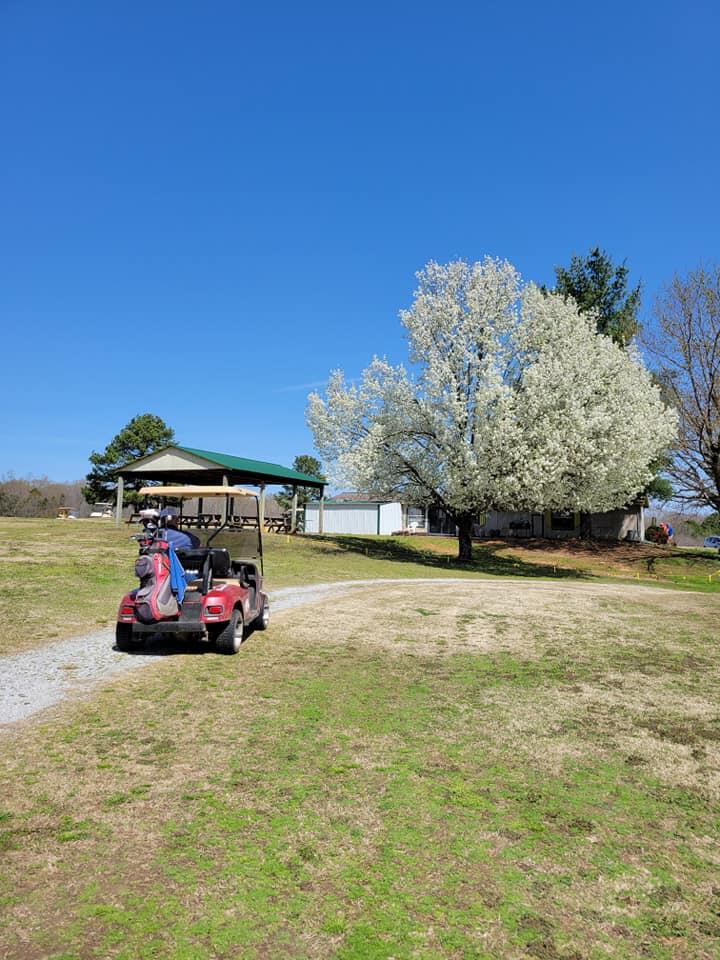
[0,475,87,518]
[645,265,720,512]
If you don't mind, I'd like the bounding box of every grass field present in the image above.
[1,517,719,656]
[1,580,719,959]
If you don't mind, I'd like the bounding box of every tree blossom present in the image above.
[307,258,677,558]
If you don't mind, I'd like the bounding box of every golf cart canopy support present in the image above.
[115,445,326,532]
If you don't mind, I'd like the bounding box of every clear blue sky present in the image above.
[2,0,718,482]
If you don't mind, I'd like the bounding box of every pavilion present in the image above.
[116,445,326,533]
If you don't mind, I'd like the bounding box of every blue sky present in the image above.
[2,0,718,482]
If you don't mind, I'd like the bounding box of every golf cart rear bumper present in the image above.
[131,621,208,636]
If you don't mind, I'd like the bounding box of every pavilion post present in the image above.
[259,483,266,531]
[319,491,325,535]
[290,486,298,533]
[222,474,229,522]
[115,475,124,526]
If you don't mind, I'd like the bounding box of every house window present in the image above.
[407,507,425,529]
[550,511,577,532]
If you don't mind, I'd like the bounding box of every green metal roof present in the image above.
[118,444,325,488]
[177,446,325,488]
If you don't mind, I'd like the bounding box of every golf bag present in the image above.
[134,542,179,623]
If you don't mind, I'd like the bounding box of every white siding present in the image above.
[379,502,403,534]
[304,503,381,534]
[304,504,320,533]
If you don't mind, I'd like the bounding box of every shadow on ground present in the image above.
[114,630,261,658]
[308,535,583,580]
[115,637,213,657]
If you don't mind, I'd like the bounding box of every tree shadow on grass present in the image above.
[308,535,585,581]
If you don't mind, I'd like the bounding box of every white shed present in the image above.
[305,500,402,535]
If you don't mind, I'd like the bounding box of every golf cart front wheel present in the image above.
[213,608,244,655]
[255,597,269,631]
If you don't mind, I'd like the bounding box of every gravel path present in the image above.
[0,576,676,729]
[0,579,466,728]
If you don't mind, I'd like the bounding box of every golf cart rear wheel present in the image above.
[255,597,269,631]
[214,608,244,655]
[115,623,144,652]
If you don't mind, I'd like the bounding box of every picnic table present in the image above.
[180,514,223,529]
[264,517,289,533]
[177,515,290,533]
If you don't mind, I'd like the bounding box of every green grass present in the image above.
[1,582,718,958]
[1,517,719,654]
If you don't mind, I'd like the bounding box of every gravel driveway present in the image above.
[1,576,678,729]
[0,579,467,727]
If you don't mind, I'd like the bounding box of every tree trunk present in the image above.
[457,513,474,561]
[579,512,591,539]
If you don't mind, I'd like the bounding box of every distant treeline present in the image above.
[0,475,88,518]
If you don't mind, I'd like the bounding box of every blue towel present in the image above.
[167,543,187,605]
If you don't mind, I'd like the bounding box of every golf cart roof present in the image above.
[138,485,257,498]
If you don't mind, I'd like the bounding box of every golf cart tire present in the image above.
[255,597,269,631]
[116,622,144,652]
[214,608,244,655]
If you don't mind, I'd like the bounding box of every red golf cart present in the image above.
[116,485,269,655]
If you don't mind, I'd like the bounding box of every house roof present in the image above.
[329,491,396,503]
[118,444,325,489]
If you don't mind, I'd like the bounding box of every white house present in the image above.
[304,494,645,541]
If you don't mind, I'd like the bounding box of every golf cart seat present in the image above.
[231,561,259,586]
[176,547,232,579]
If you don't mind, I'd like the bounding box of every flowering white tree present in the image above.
[307,258,676,559]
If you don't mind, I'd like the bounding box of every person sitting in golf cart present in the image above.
[159,507,201,550]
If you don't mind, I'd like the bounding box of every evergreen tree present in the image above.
[553,246,641,346]
[83,414,174,505]
[275,455,324,512]
[686,512,720,538]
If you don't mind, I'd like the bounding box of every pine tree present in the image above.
[83,413,174,505]
[553,246,641,346]
[275,455,324,511]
